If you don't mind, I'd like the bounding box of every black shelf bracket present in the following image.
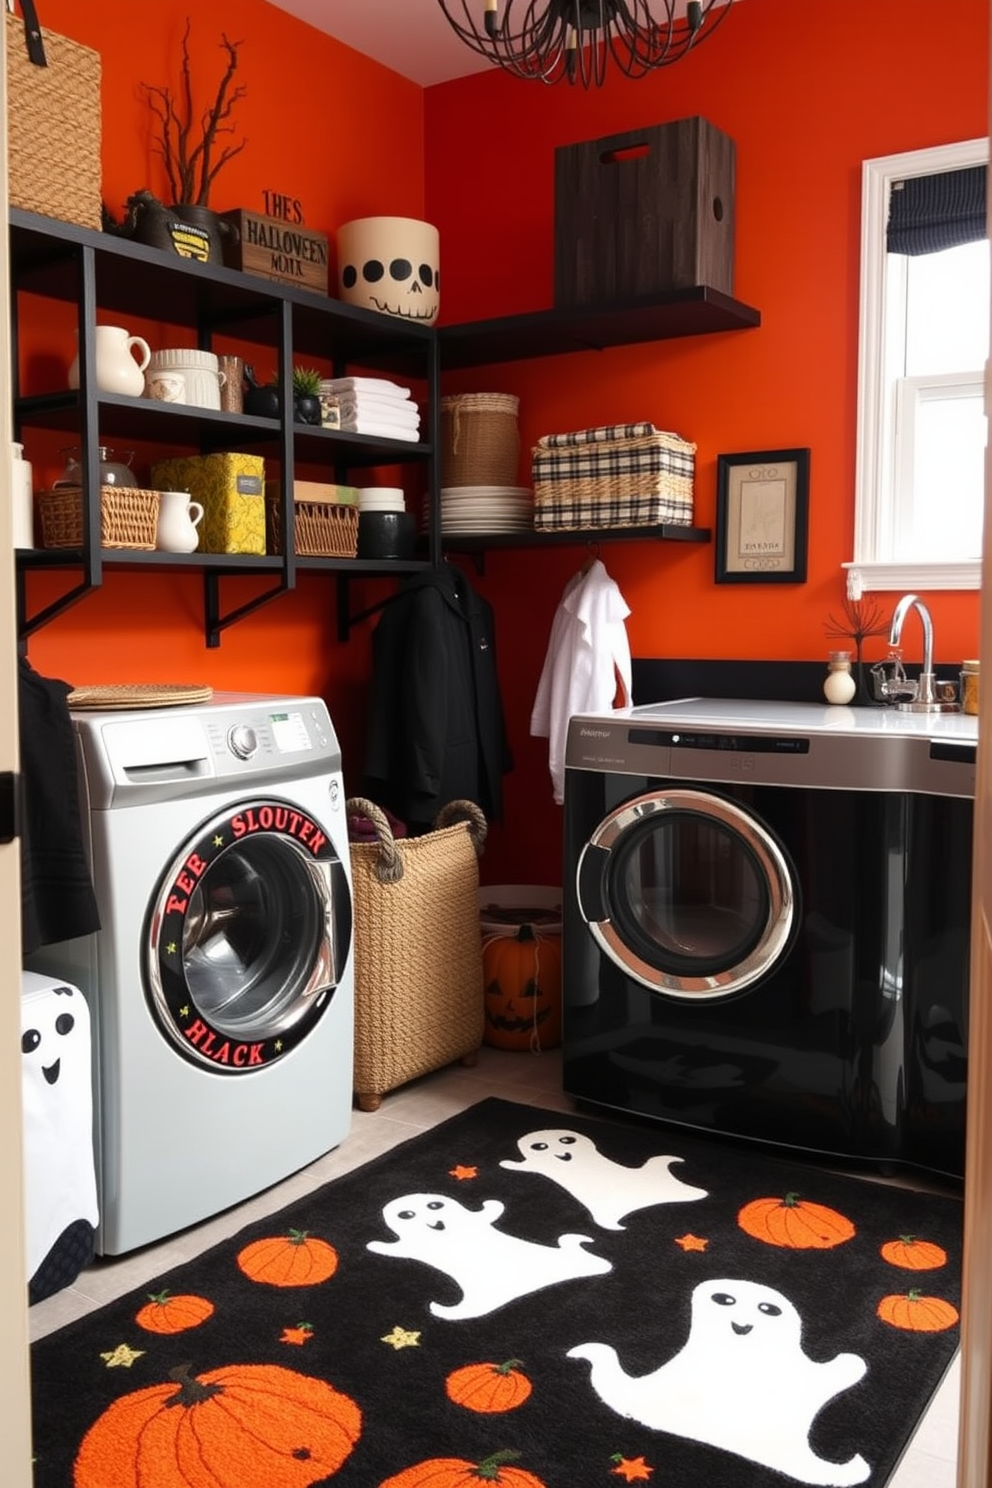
[203,570,295,648]
[17,569,99,641]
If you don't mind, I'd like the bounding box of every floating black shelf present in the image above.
[438,287,760,369]
[440,524,711,552]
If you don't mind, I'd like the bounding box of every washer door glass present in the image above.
[577,788,796,999]
[146,797,351,1072]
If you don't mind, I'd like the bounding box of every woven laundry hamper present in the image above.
[441,393,520,488]
[348,798,487,1111]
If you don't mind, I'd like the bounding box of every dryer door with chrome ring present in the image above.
[576,787,797,999]
[145,796,352,1072]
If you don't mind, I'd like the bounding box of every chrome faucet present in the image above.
[884,593,947,712]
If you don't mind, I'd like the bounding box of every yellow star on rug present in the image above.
[674,1233,708,1252]
[449,1164,478,1180]
[381,1325,421,1350]
[100,1344,145,1368]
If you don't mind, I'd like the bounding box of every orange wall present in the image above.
[424,0,989,881]
[18,0,990,890]
[21,0,425,780]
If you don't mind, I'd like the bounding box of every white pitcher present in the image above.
[155,490,205,553]
[68,326,152,398]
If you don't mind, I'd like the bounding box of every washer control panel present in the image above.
[227,723,258,760]
[83,694,341,807]
[203,701,332,774]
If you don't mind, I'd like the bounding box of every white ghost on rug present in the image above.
[500,1127,708,1230]
[367,1192,611,1320]
[568,1277,870,1487]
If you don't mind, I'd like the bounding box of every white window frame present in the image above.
[845,137,988,599]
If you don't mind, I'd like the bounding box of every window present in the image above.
[846,139,989,597]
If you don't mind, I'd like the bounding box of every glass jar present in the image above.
[55,445,136,488]
[961,659,980,716]
[823,650,857,705]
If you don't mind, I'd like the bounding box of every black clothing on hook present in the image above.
[362,564,513,827]
[18,658,101,955]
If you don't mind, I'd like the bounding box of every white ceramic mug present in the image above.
[145,370,186,404]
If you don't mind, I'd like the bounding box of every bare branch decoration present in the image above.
[141,20,247,207]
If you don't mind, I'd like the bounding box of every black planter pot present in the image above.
[121,193,238,266]
[294,394,322,425]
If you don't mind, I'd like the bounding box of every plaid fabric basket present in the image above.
[533,423,695,530]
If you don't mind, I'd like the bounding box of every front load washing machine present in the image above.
[563,697,977,1179]
[28,693,353,1254]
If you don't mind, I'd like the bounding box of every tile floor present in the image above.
[29,1045,960,1485]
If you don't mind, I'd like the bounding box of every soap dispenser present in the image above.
[823,651,857,705]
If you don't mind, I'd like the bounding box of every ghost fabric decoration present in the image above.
[500,1126,707,1230]
[20,972,99,1303]
[568,1276,870,1486]
[337,216,440,325]
[367,1191,611,1320]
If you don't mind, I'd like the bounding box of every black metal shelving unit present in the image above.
[11,206,761,643]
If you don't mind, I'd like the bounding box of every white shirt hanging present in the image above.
[531,558,632,804]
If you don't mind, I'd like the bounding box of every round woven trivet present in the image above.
[66,683,214,710]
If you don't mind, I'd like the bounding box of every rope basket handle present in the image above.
[347,797,488,885]
[347,797,405,884]
[433,798,488,858]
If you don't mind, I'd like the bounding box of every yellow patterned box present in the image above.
[151,452,266,555]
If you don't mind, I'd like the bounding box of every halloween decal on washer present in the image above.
[146,795,351,1073]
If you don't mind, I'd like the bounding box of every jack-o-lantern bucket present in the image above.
[336,216,440,325]
[480,887,562,1052]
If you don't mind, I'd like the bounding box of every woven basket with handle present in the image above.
[347,797,487,1111]
[5,1,102,230]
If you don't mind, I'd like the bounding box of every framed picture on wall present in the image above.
[715,448,810,584]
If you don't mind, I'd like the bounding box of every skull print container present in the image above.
[336,216,440,325]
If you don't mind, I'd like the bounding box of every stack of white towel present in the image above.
[319,376,420,442]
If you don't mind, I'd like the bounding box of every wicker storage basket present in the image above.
[348,797,487,1111]
[37,486,160,550]
[5,5,102,231]
[266,499,358,557]
[533,422,695,530]
[441,392,520,488]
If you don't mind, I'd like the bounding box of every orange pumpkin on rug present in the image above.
[381,1449,546,1487]
[134,1289,214,1334]
[74,1361,361,1487]
[876,1290,959,1332]
[880,1236,947,1271]
[483,924,562,1051]
[237,1229,339,1287]
[445,1360,533,1412]
[737,1193,855,1249]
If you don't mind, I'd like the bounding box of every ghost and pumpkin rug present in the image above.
[29,1097,962,1488]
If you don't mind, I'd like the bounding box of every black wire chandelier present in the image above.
[435,0,734,88]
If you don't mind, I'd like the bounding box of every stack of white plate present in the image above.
[431,485,534,533]
[359,486,406,512]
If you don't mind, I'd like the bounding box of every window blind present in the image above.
[887,164,987,255]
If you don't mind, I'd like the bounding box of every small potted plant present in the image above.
[293,366,323,425]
